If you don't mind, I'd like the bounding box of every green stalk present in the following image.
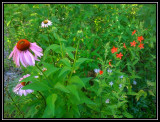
[5,88,24,118]
[35,64,52,86]
[59,39,64,58]
[37,91,46,107]
[68,39,80,81]
[99,78,102,118]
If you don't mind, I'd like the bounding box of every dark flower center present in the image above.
[16,39,30,51]
[43,20,48,24]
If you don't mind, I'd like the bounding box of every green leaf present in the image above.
[65,47,75,60]
[123,111,133,118]
[42,94,57,118]
[81,77,93,85]
[127,92,137,96]
[54,82,70,93]
[59,58,71,67]
[70,76,85,88]
[43,44,60,60]
[66,47,76,52]
[41,62,59,77]
[58,66,71,77]
[75,58,89,70]
[136,90,147,101]
[22,80,51,91]
[67,51,74,60]
[67,84,80,101]
[148,90,155,96]
[39,34,49,42]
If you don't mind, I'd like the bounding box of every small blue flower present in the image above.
[94,69,100,73]
[107,69,112,73]
[119,75,123,79]
[119,84,122,88]
[109,81,113,87]
[105,99,110,103]
[133,80,137,85]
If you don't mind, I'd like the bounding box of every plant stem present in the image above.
[68,39,80,80]
[59,39,64,58]
[35,64,52,86]
[5,88,24,118]
[99,79,102,118]
[37,91,46,107]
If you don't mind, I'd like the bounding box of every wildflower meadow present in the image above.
[3,3,157,119]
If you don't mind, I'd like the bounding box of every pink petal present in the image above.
[34,55,40,61]
[19,52,27,67]
[30,43,43,52]
[23,51,33,66]
[30,46,43,57]
[28,51,35,66]
[8,46,16,59]
[15,50,20,67]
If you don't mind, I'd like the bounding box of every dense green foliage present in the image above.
[4,4,156,118]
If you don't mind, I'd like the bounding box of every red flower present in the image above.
[138,43,144,49]
[130,41,137,47]
[111,46,118,53]
[132,30,136,35]
[123,43,127,49]
[137,36,144,43]
[116,52,123,59]
[109,61,112,66]
[99,70,103,75]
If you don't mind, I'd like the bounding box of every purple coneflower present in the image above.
[13,74,33,96]
[41,19,52,28]
[8,39,43,67]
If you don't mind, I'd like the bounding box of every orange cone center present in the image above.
[43,20,48,24]
[21,82,26,86]
[16,39,30,51]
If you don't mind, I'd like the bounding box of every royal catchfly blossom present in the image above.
[130,41,137,47]
[137,36,144,43]
[99,70,103,75]
[41,19,52,28]
[111,46,118,53]
[138,43,144,49]
[116,52,123,59]
[132,30,136,35]
[8,39,43,67]
[13,74,33,96]
[123,43,127,49]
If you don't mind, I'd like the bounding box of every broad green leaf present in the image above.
[81,77,93,85]
[39,34,49,42]
[123,111,133,118]
[42,94,57,117]
[43,44,60,60]
[67,51,74,60]
[22,80,51,91]
[66,47,76,52]
[58,66,71,77]
[54,82,70,93]
[41,62,59,77]
[136,90,147,101]
[75,58,90,70]
[67,84,80,101]
[59,58,71,67]
[70,76,85,88]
